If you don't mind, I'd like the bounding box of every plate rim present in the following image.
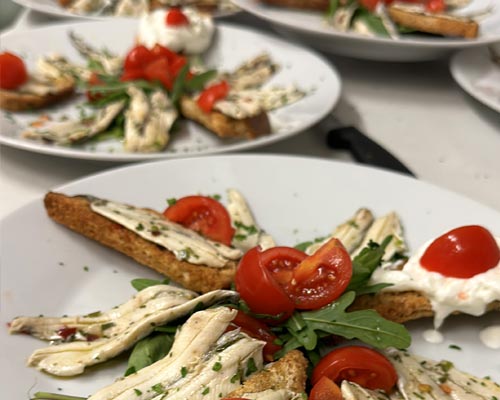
[233,0,500,49]
[0,20,341,162]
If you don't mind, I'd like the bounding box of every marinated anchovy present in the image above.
[227,188,275,252]
[88,307,263,400]
[90,197,243,267]
[305,208,374,255]
[375,3,400,39]
[351,211,407,261]
[327,2,359,32]
[22,100,125,145]
[114,0,149,16]
[37,54,91,81]
[69,31,123,75]
[24,289,239,376]
[386,349,500,399]
[124,88,177,153]
[9,284,197,340]
[221,54,279,91]
[235,389,304,400]
[69,0,106,14]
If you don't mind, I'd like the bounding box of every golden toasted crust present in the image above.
[261,0,329,11]
[180,96,272,140]
[387,5,479,38]
[350,291,500,323]
[227,350,308,397]
[44,192,237,293]
[0,77,75,112]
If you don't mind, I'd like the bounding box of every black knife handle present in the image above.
[327,126,416,177]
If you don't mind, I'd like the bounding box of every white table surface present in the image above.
[1,9,499,219]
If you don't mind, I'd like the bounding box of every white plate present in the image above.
[12,0,241,19]
[234,0,500,61]
[450,46,500,113]
[0,21,340,161]
[1,155,499,398]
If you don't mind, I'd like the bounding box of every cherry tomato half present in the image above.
[287,238,352,310]
[197,81,230,113]
[86,72,105,102]
[120,68,146,82]
[235,247,295,320]
[420,225,500,279]
[0,52,28,90]
[124,45,156,72]
[165,8,190,26]
[261,246,307,288]
[163,195,235,245]
[309,376,343,400]
[227,310,282,362]
[151,44,178,63]
[143,57,173,90]
[311,346,398,393]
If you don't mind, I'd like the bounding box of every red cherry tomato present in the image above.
[426,0,445,12]
[359,0,380,11]
[151,44,178,63]
[261,247,307,289]
[124,45,155,72]
[235,247,295,320]
[287,238,352,310]
[86,72,105,102]
[143,57,173,90]
[169,55,187,79]
[227,310,282,362]
[309,376,343,400]
[420,225,500,279]
[163,195,235,245]
[0,52,28,90]
[197,81,230,113]
[311,346,398,393]
[120,68,146,82]
[165,8,190,26]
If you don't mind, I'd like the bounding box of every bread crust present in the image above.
[388,5,479,38]
[0,77,75,112]
[261,0,329,11]
[227,350,308,397]
[44,192,236,293]
[350,290,500,323]
[180,96,272,140]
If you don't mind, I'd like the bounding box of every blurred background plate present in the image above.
[234,0,500,61]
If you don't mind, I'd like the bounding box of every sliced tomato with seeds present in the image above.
[227,310,282,362]
[163,195,234,245]
[309,376,343,400]
[261,247,307,288]
[286,238,352,310]
[311,346,398,393]
[0,52,28,90]
[235,247,295,321]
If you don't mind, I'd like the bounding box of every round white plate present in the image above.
[450,46,500,113]
[0,21,340,161]
[234,0,500,61]
[1,155,499,398]
[12,0,241,19]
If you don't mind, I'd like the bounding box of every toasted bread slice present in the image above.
[44,192,237,293]
[180,96,272,140]
[0,76,75,112]
[387,4,479,38]
[261,0,329,11]
[350,290,500,323]
[227,350,308,398]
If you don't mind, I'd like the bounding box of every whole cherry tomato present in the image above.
[420,225,500,279]
[311,346,398,393]
[0,52,28,90]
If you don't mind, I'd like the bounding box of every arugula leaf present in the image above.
[353,9,389,36]
[131,278,171,292]
[346,236,392,294]
[125,333,174,376]
[170,64,190,106]
[294,236,326,252]
[326,0,340,18]
[32,392,86,400]
[184,70,217,92]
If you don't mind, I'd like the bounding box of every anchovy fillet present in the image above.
[221,54,279,91]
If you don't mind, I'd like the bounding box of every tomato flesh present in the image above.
[86,72,105,102]
[309,376,343,400]
[235,247,295,320]
[420,225,500,279]
[163,195,235,245]
[287,238,352,310]
[0,52,28,90]
[143,57,173,90]
[312,346,398,393]
[227,310,282,361]
[197,81,230,113]
[124,45,155,72]
[165,8,190,26]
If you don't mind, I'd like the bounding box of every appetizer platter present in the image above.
[0,14,340,161]
[450,46,500,113]
[12,0,241,19]
[1,155,499,399]
[233,0,500,61]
